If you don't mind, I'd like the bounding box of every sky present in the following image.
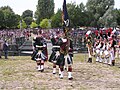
[0,0,120,15]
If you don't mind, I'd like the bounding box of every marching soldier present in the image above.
[49,33,61,75]
[56,32,73,80]
[34,30,48,72]
[31,31,38,61]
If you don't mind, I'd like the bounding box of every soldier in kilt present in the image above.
[49,33,61,75]
[56,32,73,80]
[34,30,48,72]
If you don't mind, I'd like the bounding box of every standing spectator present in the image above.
[3,40,9,59]
[0,39,4,58]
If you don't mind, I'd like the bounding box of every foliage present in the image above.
[51,9,62,28]
[114,9,120,26]
[22,10,33,26]
[23,17,33,27]
[30,22,38,28]
[17,20,27,29]
[86,0,115,27]
[0,10,4,28]
[51,2,88,28]
[40,18,51,29]
[0,6,20,29]
[0,1,119,29]
[22,10,33,18]
[98,5,117,27]
[35,0,54,24]
[67,2,88,28]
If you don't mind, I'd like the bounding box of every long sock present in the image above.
[59,68,61,75]
[53,65,56,74]
[60,67,64,78]
[41,62,44,70]
[68,67,72,78]
[36,61,41,70]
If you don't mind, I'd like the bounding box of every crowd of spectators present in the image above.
[0,27,119,58]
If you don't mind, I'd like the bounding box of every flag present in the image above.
[62,0,70,27]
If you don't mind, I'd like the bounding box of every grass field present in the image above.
[0,54,120,90]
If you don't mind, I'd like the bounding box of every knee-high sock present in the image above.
[36,60,41,70]
[59,68,61,75]
[53,65,56,74]
[41,62,44,70]
[68,66,72,78]
[60,66,64,78]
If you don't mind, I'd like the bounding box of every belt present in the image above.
[36,45,44,48]
[53,46,60,48]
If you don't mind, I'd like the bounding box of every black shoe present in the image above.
[68,77,73,80]
[90,58,92,63]
[53,73,56,74]
[41,69,44,72]
[112,61,115,66]
[88,58,92,63]
[60,77,63,79]
[87,58,90,62]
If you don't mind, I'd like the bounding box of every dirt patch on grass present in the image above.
[0,54,120,90]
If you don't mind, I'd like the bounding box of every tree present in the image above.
[40,18,51,29]
[86,0,115,27]
[114,9,120,26]
[0,6,20,29]
[22,10,33,26]
[51,9,62,28]
[98,5,117,27]
[18,20,27,29]
[0,6,14,14]
[22,10,33,19]
[35,0,54,24]
[66,2,87,28]
[30,22,38,28]
[23,17,33,27]
[0,10,4,28]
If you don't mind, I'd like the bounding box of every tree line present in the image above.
[0,0,120,29]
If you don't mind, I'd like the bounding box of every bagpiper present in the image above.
[56,31,73,80]
[33,30,48,72]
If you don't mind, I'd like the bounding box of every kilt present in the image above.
[49,47,60,63]
[56,53,73,66]
[35,50,47,61]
